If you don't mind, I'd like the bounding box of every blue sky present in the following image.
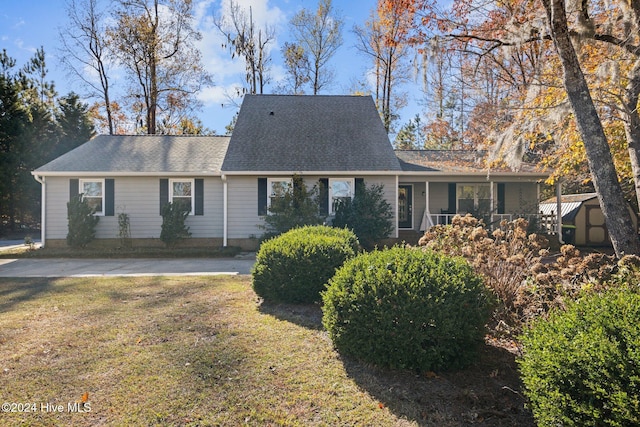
[1,0,421,135]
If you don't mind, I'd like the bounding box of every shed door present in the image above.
[586,205,608,245]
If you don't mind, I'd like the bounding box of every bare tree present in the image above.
[110,0,211,134]
[354,1,412,132]
[214,1,275,95]
[289,0,343,95]
[59,0,115,134]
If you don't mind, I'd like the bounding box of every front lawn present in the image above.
[0,276,533,426]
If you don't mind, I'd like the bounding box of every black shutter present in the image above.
[195,179,204,216]
[447,183,457,214]
[160,179,169,215]
[105,179,115,216]
[319,178,329,215]
[355,178,364,197]
[258,178,267,216]
[497,183,506,214]
[69,179,79,200]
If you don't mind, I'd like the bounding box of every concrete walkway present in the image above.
[0,254,256,278]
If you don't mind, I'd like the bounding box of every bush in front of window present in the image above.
[252,225,359,303]
[67,193,100,248]
[160,201,192,247]
[518,288,640,427]
[260,175,324,240]
[332,183,393,250]
[322,246,493,372]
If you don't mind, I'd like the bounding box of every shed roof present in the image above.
[221,94,402,172]
[539,193,598,222]
[34,135,230,174]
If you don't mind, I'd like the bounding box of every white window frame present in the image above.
[169,178,195,215]
[329,178,355,214]
[79,178,105,216]
[267,177,292,209]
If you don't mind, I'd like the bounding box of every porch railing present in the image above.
[421,212,559,234]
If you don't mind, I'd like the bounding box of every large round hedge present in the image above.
[252,225,359,303]
[322,246,492,371]
[518,288,640,426]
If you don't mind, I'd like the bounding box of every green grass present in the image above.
[0,276,533,426]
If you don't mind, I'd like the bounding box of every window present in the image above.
[170,179,194,214]
[457,184,491,215]
[267,178,292,208]
[79,179,104,215]
[329,178,354,214]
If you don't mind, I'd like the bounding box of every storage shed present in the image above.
[539,193,638,246]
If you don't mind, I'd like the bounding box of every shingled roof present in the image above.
[34,135,230,174]
[395,150,542,174]
[221,94,402,172]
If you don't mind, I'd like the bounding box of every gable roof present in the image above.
[221,94,402,172]
[395,150,542,174]
[34,135,230,175]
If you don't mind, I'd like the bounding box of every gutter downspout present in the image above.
[222,174,228,247]
[33,174,46,247]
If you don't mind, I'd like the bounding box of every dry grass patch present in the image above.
[0,276,533,426]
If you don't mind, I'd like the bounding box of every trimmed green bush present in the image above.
[518,288,640,427]
[252,225,359,303]
[160,201,191,247]
[67,194,99,248]
[322,246,492,371]
[332,182,393,250]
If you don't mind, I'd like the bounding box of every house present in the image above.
[539,193,638,246]
[32,94,547,249]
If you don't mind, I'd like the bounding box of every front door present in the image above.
[398,185,413,229]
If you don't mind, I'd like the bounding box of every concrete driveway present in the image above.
[0,254,256,278]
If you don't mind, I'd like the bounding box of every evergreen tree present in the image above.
[55,92,96,157]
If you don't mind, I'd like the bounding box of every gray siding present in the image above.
[225,175,398,239]
[44,176,223,240]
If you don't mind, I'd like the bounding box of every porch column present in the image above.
[556,180,563,244]
[490,180,495,219]
[425,181,430,229]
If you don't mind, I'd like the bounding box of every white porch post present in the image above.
[556,180,563,244]
[490,180,495,219]
[425,180,429,228]
[222,175,228,247]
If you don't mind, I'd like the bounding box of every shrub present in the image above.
[322,246,493,372]
[518,288,640,426]
[252,225,359,303]
[332,182,393,250]
[260,175,324,240]
[67,194,99,248]
[160,202,191,247]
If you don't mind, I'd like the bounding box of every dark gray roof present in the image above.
[395,150,542,174]
[221,95,402,172]
[34,135,230,174]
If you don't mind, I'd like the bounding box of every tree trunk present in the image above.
[623,59,640,211]
[542,0,640,257]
